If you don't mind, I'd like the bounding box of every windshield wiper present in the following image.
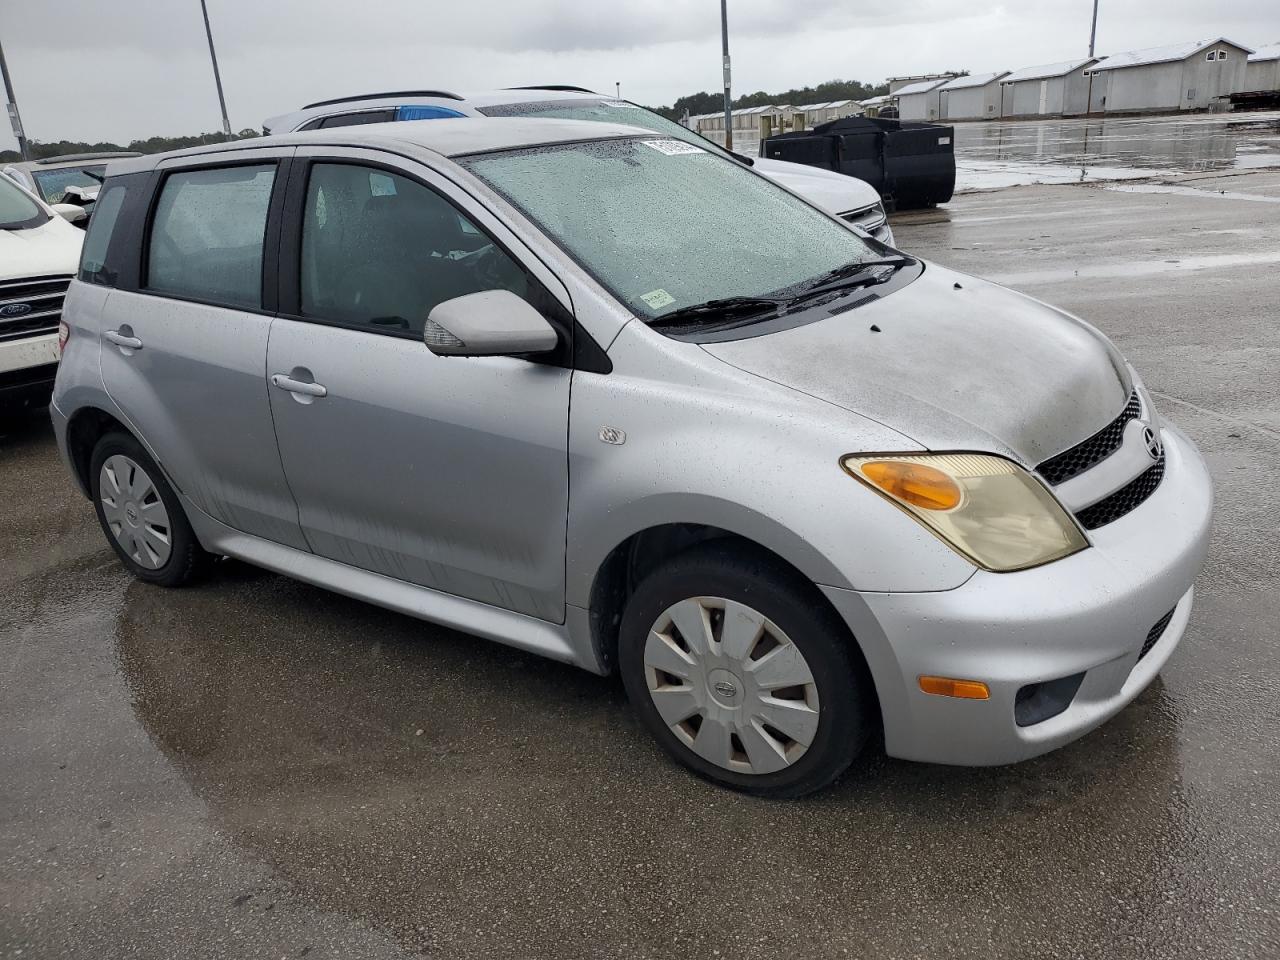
[648,296,785,330]
[789,256,917,305]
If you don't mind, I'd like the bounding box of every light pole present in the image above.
[1088,0,1100,58]
[198,0,233,138]
[0,33,31,160]
[720,0,732,151]
[616,82,621,100]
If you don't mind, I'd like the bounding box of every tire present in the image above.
[618,542,873,798]
[89,432,212,587]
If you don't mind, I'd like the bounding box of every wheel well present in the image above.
[65,407,130,497]
[587,524,878,713]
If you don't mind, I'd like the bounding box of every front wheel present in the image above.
[618,543,873,797]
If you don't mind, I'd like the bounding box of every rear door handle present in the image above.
[271,374,328,398]
[104,330,143,350]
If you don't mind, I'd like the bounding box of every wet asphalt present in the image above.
[3,165,1279,959]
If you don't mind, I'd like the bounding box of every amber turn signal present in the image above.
[918,675,991,700]
[859,460,962,511]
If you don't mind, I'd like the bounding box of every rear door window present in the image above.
[317,110,396,129]
[146,164,275,309]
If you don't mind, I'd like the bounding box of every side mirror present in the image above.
[52,203,87,224]
[423,290,558,357]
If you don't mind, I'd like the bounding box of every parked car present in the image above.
[53,119,1211,796]
[263,87,894,244]
[0,173,84,414]
[2,152,140,226]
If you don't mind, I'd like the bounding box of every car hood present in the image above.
[753,157,880,215]
[0,217,83,283]
[703,263,1131,466]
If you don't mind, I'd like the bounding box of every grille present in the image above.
[1139,607,1176,661]
[1075,455,1165,530]
[1037,392,1141,486]
[840,205,888,238]
[0,275,71,343]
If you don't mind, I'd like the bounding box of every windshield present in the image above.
[32,165,107,204]
[461,137,876,321]
[0,174,48,230]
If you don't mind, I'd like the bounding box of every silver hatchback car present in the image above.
[52,119,1212,797]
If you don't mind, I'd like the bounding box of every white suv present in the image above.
[0,173,84,413]
[263,87,894,244]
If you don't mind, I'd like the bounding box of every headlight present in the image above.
[841,453,1088,572]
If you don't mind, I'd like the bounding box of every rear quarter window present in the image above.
[79,183,129,285]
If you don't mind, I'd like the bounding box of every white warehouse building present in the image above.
[939,71,1010,120]
[1086,38,1253,113]
[895,77,950,121]
[1246,43,1280,91]
[999,58,1098,117]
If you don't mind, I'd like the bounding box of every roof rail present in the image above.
[34,151,142,164]
[302,90,465,109]
[504,85,598,95]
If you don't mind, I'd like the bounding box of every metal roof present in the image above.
[894,77,950,97]
[940,71,1010,90]
[796,99,859,111]
[1089,38,1255,72]
[1001,58,1097,83]
[1249,42,1280,63]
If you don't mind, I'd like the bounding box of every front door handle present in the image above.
[271,373,328,399]
[104,329,143,350]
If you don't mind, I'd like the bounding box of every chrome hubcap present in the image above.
[99,454,172,570]
[643,596,820,775]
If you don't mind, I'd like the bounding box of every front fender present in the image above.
[565,323,977,609]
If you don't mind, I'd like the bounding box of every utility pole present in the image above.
[616,82,621,100]
[198,0,233,138]
[720,0,733,151]
[1088,0,1100,58]
[0,33,31,160]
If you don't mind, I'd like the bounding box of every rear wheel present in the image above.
[90,432,212,587]
[619,543,872,797]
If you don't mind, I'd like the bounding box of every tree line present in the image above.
[0,129,261,164]
[649,78,892,120]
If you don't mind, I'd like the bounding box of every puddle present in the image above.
[1107,183,1280,203]
[987,250,1280,286]
[708,112,1280,194]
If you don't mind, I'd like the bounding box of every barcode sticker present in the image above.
[641,139,705,156]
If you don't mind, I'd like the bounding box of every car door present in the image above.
[98,149,309,551]
[265,150,573,623]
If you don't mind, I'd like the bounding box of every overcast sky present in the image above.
[1,0,1276,149]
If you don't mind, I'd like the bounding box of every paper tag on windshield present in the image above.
[640,289,676,310]
[641,139,704,156]
[600,100,636,109]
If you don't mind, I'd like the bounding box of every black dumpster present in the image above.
[762,115,955,209]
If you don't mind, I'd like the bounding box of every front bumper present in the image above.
[823,423,1213,766]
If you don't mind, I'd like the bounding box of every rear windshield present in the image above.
[0,174,48,230]
[478,99,696,140]
[32,165,107,204]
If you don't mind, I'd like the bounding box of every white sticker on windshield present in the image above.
[600,100,637,109]
[641,139,705,156]
[640,289,676,310]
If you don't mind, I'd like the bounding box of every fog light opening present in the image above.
[1014,672,1086,727]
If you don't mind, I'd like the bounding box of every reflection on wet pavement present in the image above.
[955,112,1280,190]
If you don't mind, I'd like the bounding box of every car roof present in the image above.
[106,117,659,176]
[263,88,608,134]
[6,152,142,172]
